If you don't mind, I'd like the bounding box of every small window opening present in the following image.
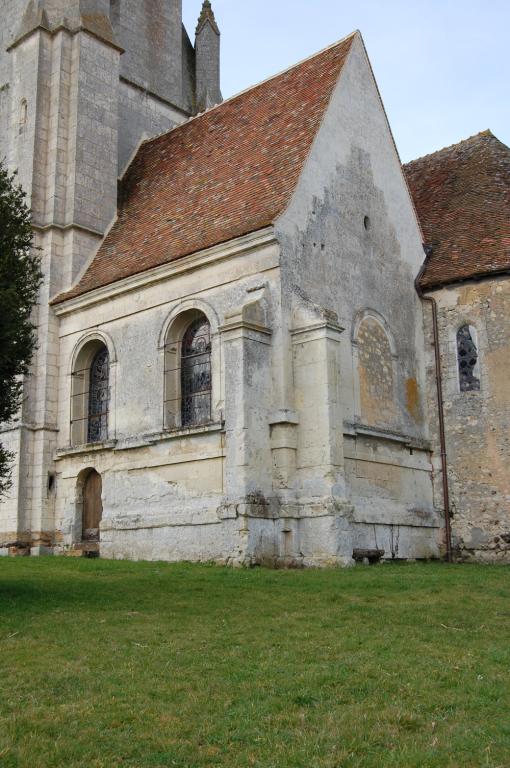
[457,325,480,392]
[18,98,27,135]
[363,215,371,231]
[48,472,56,493]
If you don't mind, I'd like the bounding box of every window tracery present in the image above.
[180,317,212,427]
[164,312,213,430]
[457,325,480,392]
[87,347,109,442]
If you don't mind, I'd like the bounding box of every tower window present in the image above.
[19,99,27,135]
[457,325,480,392]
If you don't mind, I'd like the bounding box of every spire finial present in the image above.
[196,0,220,36]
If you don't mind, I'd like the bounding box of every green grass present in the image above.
[0,559,509,767]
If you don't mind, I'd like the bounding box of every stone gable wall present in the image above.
[275,36,439,560]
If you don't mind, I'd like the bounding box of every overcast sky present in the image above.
[183,0,509,163]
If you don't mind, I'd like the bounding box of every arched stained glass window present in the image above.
[457,325,480,392]
[181,317,211,427]
[87,347,109,442]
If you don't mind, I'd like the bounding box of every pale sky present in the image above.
[183,0,509,163]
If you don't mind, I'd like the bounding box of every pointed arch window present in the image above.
[457,325,480,392]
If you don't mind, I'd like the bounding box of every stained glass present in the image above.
[181,318,211,427]
[88,347,109,442]
[457,326,480,392]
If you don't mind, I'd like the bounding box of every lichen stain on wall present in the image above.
[405,377,422,423]
[357,317,396,428]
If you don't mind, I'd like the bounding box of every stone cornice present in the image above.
[219,319,272,339]
[343,421,432,451]
[290,320,345,342]
[119,76,191,117]
[53,228,277,316]
[32,222,104,238]
[8,19,124,54]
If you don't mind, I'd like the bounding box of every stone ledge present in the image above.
[343,421,432,451]
[114,422,225,451]
[55,440,117,459]
[55,424,225,459]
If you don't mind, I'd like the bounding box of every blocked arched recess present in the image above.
[68,331,117,446]
[158,299,222,430]
[351,309,398,428]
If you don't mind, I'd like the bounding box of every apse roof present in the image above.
[405,131,510,290]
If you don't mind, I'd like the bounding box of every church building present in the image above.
[0,1,508,564]
[405,132,510,562]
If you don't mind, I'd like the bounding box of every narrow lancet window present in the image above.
[457,325,480,392]
[19,99,27,134]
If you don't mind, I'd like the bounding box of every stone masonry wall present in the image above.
[113,0,187,108]
[0,0,193,553]
[52,238,284,565]
[0,0,28,161]
[275,35,439,559]
[425,277,510,562]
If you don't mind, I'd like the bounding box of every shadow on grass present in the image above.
[1,558,508,622]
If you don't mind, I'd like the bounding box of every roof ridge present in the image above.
[404,130,496,167]
[140,30,358,150]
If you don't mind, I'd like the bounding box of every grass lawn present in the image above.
[0,559,509,767]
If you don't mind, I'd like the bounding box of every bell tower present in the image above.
[0,0,122,552]
[0,0,222,553]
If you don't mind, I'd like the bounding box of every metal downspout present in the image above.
[415,248,453,562]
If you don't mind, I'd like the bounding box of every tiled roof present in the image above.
[54,33,356,303]
[404,131,510,290]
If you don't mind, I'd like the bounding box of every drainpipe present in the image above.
[415,246,453,563]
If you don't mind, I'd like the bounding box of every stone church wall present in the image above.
[0,0,28,160]
[275,35,440,560]
[112,0,186,110]
[424,277,510,562]
[0,0,197,554]
[117,81,184,175]
[53,236,283,564]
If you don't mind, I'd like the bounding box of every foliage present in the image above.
[0,559,509,767]
[0,161,41,495]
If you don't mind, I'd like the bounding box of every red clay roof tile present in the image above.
[404,131,510,290]
[54,33,356,303]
